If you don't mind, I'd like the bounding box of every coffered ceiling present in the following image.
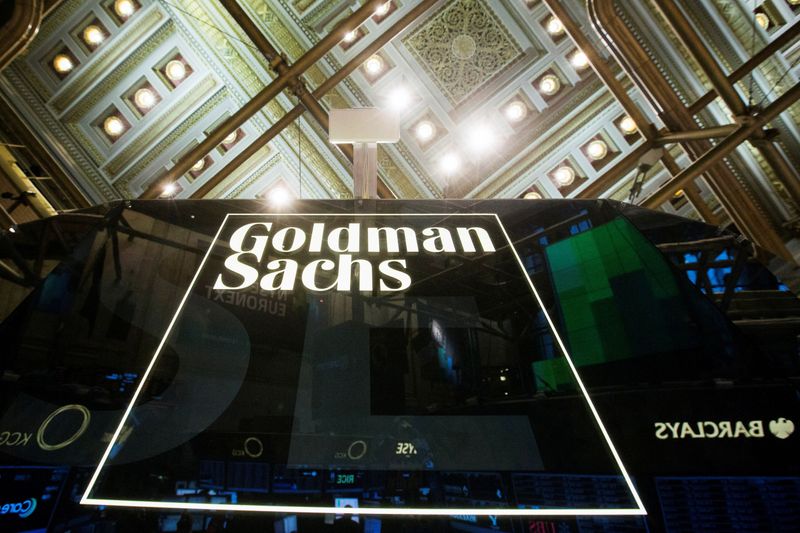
[2,0,800,245]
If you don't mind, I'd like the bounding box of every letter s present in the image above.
[213,222,272,290]
[654,423,669,440]
[378,259,411,291]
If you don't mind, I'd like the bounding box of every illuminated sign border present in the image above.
[81,213,647,517]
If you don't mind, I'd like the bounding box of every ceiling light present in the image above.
[619,115,638,134]
[570,50,590,70]
[269,186,291,206]
[523,191,542,199]
[134,87,157,110]
[375,1,391,17]
[165,59,187,82]
[789,0,800,5]
[586,139,608,160]
[223,131,238,145]
[440,152,460,174]
[553,166,575,186]
[674,189,685,198]
[538,74,561,95]
[415,120,436,142]
[343,30,357,43]
[83,25,105,46]
[114,0,136,18]
[546,16,564,35]
[103,116,125,137]
[53,54,74,74]
[466,123,496,153]
[388,86,412,112]
[755,12,770,29]
[504,100,527,122]
[191,159,206,173]
[162,183,178,197]
[364,55,384,75]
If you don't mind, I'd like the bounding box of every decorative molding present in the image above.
[61,19,176,122]
[51,6,167,113]
[105,73,219,176]
[403,0,524,105]
[115,87,228,194]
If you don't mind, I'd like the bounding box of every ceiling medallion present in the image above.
[451,34,476,60]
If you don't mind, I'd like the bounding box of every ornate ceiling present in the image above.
[1,0,800,253]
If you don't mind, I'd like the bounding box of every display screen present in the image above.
[2,199,796,521]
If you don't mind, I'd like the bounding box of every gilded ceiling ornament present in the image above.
[403,0,523,105]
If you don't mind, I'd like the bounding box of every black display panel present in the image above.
[75,210,642,515]
[1,199,798,528]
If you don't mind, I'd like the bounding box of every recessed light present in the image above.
[524,191,542,199]
[538,74,561,96]
[504,101,527,122]
[103,116,125,137]
[83,25,105,46]
[375,1,391,17]
[415,120,436,142]
[755,12,770,29]
[570,50,590,70]
[586,139,608,160]
[343,30,357,43]
[619,116,638,134]
[134,87,157,110]
[114,0,137,18]
[53,54,74,74]
[546,16,564,35]
[553,166,575,186]
[162,183,178,197]
[364,55,384,75]
[165,59,187,82]
[223,131,238,145]
[191,159,206,173]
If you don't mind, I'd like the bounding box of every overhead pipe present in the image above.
[643,82,800,213]
[655,125,740,144]
[654,0,800,209]
[220,0,353,162]
[588,0,790,256]
[190,0,438,200]
[688,20,800,115]
[543,0,714,220]
[140,0,388,199]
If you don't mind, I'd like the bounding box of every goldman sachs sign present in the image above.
[79,207,645,517]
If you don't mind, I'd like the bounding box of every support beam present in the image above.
[190,0,437,200]
[542,0,652,135]
[544,0,715,222]
[577,141,653,198]
[140,0,387,199]
[656,125,740,144]
[220,0,352,163]
[643,82,800,212]
[656,0,747,117]
[688,21,800,115]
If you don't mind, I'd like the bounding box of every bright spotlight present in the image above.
[440,152,460,174]
[161,183,178,197]
[269,186,292,206]
[387,86,412,112]
[465,123,496,154]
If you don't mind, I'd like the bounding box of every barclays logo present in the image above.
[0,498,37,518]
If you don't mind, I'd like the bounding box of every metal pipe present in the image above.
[141,0,387,199]
[190,0,437,199]
[220,0,351,163]
[688,21,800,115]
[577,141,653,198]
[656,0,747,116]
[643,82,800,209]
[542,0,652,134]
[656,125,740,144]
[589,0,789,256]
[545,0,714,222]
